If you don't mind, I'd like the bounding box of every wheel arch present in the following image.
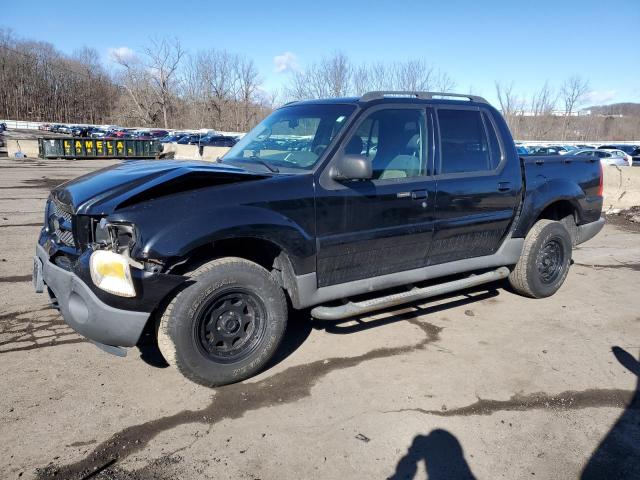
[166,235,302,308]
[513,178,584,238]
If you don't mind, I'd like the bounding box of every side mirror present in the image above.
[331,154,372,181]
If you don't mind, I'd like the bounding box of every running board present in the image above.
[310,267,510,321]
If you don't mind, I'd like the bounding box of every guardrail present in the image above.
[38,137,162,159]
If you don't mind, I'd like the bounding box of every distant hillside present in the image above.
[586,103,640,116]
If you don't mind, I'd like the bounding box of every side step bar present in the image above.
[310,267,510,321]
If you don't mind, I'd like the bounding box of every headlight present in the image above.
[90,250,136,297]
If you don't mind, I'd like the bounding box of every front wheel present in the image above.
[158,257,287,387]
[508,219,572,298]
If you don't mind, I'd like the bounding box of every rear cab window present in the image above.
[437,108,501,174]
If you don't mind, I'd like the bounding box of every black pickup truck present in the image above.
[34,91,605,386]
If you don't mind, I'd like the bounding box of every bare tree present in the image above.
[180,49,266,131]
[0,29,117,124]
[144,37,184,128]
[528,81,557,139]
[495,81,526,138]
[560,75,589,139]
[286,52,352,100]
[112,49,160,126]
[289,54,456,100]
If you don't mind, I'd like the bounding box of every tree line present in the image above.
[1,28,638,140]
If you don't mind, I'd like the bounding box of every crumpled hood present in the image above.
[52,159,268,215]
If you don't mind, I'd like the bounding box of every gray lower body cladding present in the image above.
[35,244,150,348]
[293,237,525,309]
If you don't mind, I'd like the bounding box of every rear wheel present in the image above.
[508,219,572,298]
[158,257,287,387]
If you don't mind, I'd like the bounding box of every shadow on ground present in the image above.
[313,287,499,335]
[581,346,640,479]
[135,285,501,373]
[390,429,476,480]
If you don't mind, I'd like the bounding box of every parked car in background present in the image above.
[516,145,530,155]
[598,144,639,155]
[160,134,186,143]
[38,123,50,131]
[200,134,238,147]
[529,146,563,156]
[71,126,91,137]
[573,149,629,166]
[598,144,637,166]
[0,122,6,132]
[561,145,579,153]
[546,145,573,155]
[90,128,109,138]
[630,147,640,166]
[177,133,205,145]
[132,129,169,140]
[113,129,136,139]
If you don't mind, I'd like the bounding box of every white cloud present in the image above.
[107,46,137,63]
[273,51,298,73]
[584,89,617,105]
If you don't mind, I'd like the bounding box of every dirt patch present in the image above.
[606,206,640,233]
[34,318,442,480]
[387,388,635,417]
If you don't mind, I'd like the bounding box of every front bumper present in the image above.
[35,243,150,348]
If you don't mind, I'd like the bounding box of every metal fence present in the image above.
[38,137,162,159]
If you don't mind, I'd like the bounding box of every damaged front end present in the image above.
[36,194,186,354]
[35,159,271,353]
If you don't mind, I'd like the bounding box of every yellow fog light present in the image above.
[90,250,136,297]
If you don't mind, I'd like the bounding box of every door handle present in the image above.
[411,190,428,200]
[497,182,512,192]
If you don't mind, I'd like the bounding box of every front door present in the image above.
[315,107,436,287]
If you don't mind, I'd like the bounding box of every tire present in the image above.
[561,214,578,246]
[158,257,287,387]
[508,219,572,299]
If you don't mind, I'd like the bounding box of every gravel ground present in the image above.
[0,157,638,480]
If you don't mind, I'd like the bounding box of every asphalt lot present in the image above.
[0,157,639,479]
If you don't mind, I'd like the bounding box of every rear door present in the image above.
[428,106,520,265]
[315,106,436,287]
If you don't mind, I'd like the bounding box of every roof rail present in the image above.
[360,91,489,104]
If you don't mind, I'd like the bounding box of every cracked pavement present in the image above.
[0,157,638,479]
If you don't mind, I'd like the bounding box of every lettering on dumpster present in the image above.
[74,140,82,155]
[63,140,72,155]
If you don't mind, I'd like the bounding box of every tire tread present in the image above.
[157,257,286,386]
[509,219,570,298]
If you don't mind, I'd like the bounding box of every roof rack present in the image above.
[360,91,488,104]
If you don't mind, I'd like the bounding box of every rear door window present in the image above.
[437,109,491,174]
[482,111,502,169]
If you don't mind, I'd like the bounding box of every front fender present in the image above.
[132,204,315,274]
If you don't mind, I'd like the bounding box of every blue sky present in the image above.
[3,0,639,106]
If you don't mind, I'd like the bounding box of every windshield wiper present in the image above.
[251,157,279,173]
[221,156,280,173]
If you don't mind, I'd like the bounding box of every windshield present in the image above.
[222,104,356,172]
